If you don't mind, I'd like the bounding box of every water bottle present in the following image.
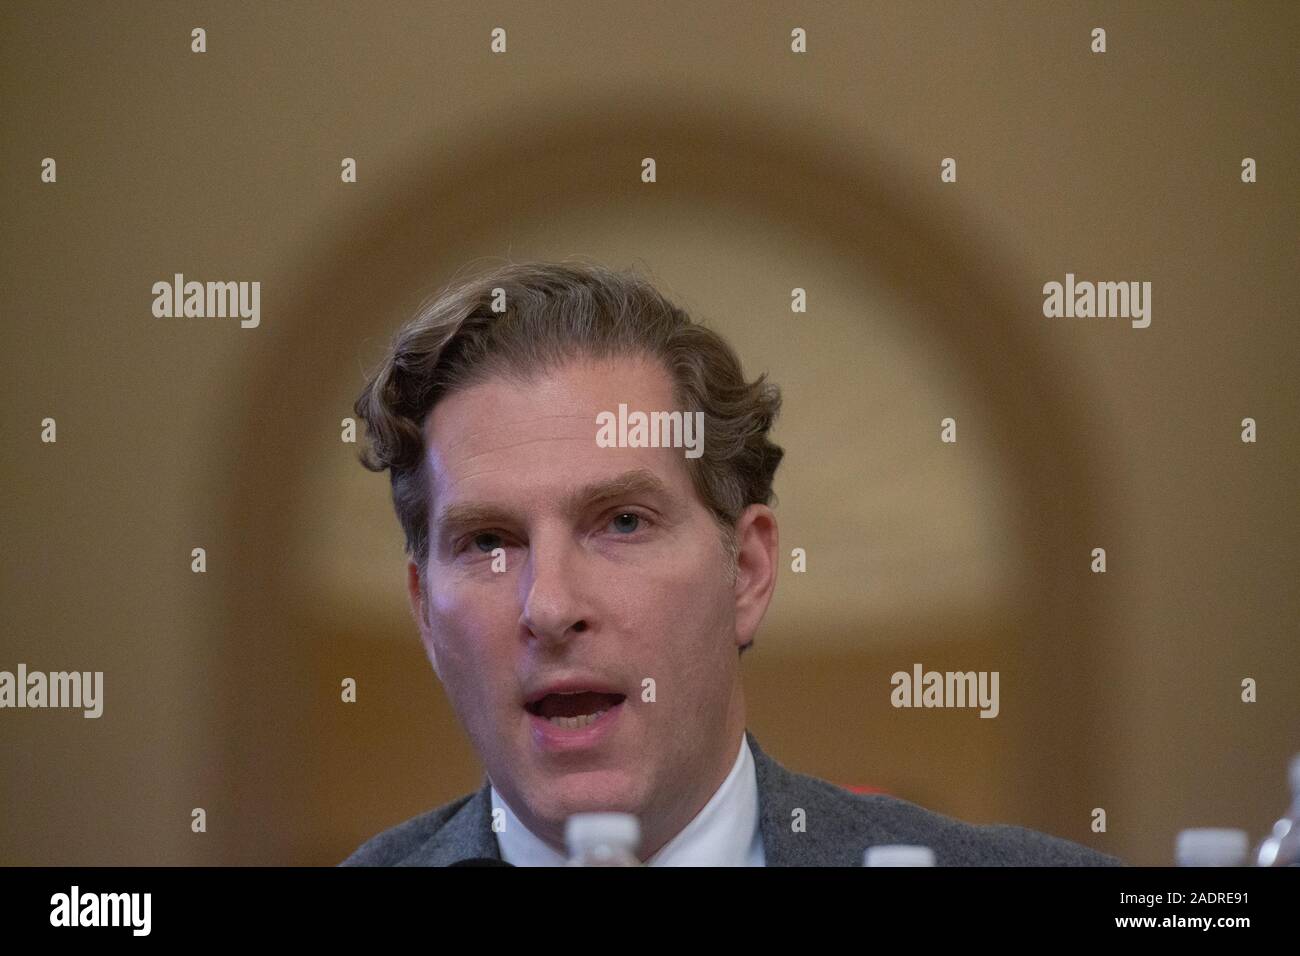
[1175,828,1249,866]
[565,812,642,866]
[1255,753,1300,866]
[864,844,936,866]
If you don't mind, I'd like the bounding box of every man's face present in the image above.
[407,353,775,854]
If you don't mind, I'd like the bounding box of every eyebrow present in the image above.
[434,468,677,541]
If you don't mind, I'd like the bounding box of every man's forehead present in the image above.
[424,357,678,477]
[422,379,696,519]
[426,419,690,505]
[432,409,603,465]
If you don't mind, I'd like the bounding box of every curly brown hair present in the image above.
[352,259,783,605]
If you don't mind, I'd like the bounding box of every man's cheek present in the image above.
[616,561,697,609]
[432,609,511,690]
[425,612,472,689]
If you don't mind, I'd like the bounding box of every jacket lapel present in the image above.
[748,728,863,866]
[747,728,805,866]
[395,776,501,866]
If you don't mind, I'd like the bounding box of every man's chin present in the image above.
[530,769,643,821]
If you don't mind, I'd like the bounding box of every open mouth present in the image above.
[525,690,627,730]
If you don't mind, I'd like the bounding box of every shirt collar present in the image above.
[490,732,764,866]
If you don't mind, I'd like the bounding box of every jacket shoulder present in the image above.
[775,762,1121,866]
[338,792,477,867]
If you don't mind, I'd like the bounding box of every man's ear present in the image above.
[406,559,440,678]
[731,504,778,652]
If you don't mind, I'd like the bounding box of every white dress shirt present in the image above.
[490,732,765,866]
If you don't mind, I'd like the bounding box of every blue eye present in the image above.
[470,532,503,553]
[610,513,641,533]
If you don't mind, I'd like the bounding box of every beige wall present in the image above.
[1,0,1296,866]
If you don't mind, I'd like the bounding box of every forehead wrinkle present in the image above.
[448,434,598,470]
[434,411,598,459]
[431,435,605,505]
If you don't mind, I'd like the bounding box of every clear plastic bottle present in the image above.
[863,844,936,867]
[1175,828,1249,866]
[564,812,642,866]
[1255,753,1300,866]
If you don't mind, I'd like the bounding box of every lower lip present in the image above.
[527,700,624,753]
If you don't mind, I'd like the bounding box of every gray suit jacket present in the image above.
[340,729,1122,866]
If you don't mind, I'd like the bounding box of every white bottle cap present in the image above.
[1175,828,1249,866]
[864,844,936,867]
[565,812,641,855]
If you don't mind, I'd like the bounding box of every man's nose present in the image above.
[518,530,590,644]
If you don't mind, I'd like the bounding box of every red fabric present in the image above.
[839,783,890,796]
